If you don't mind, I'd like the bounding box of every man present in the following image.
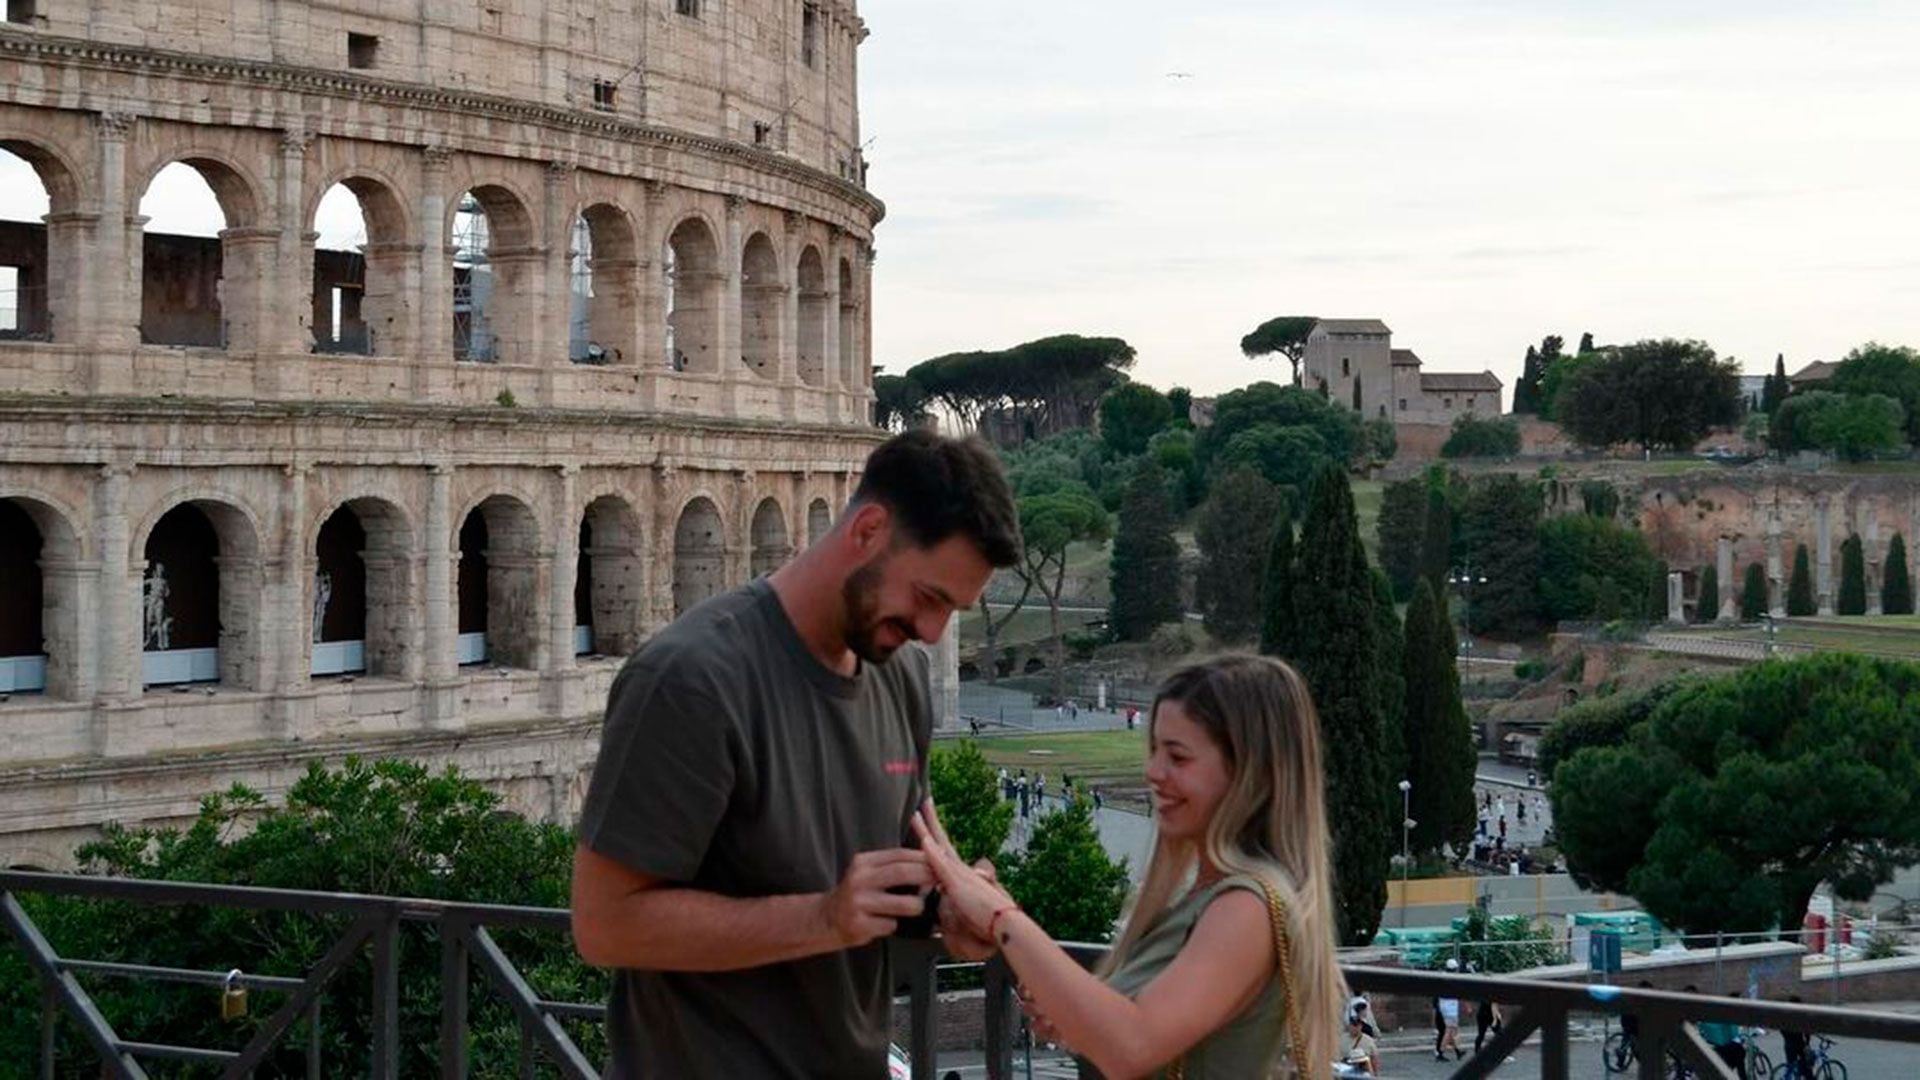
[570,431,1023,1078]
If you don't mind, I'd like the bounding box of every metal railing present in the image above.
[9,870,1920,1079]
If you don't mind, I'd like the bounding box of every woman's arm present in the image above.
[993,889,1275,1079]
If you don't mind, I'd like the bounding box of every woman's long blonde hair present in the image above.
[1102,653,1345,1074]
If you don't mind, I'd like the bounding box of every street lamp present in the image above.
[1398,779,1413,928]
[1450,563,1490,674]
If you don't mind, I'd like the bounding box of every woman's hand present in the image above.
[912,804,1015,939]
[917,799,1003,960]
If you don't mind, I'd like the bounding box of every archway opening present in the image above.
[750,498,790,578]
[0,145,52,341]
[569,204,639,365]
[807,498,832,547]
[453,186,535,364]
[665,218,720,374]
[673,497,726,617]
[142,501,260,688]
[838,257,861,387]
[312,505,368,675]
[138,162,237,348]
[796,246,827,386]
[740,232,782,380]
[312,179,408,356]
[0,499,45,692]
[577,496,643,656]
[457,495,540,668]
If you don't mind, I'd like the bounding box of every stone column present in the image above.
[545,464,582,716]
[260,129,316,382]
[538,162,576,404]
[1667,571,1686,625]
[637,181,668,385]
[1817,496,1835,616]
[648,462,679,634]
[1715,535,1735,623]
[92,463,141,757]
[779,212,802,385]
[423,463,461,729]
[925,610,962,731]
[1766,506,1785,618]
[822,230,847,423]
[722,195,745,388]
[414,147,456,398]
[83,113,140,392]
[269,464,313,739]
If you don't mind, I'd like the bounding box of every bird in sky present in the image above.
[1164,71,1194,79]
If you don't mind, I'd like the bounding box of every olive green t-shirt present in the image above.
[578,580,932,1079]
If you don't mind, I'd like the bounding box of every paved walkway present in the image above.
[1003,794,1155,884]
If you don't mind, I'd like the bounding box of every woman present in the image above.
[1341,1013,1380,1075]
[915,654,1345,1078]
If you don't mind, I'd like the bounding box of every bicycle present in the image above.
[1739,1027,1775,1080]
[1770,1035,1848,1080]
[1600,1031,1693,1080]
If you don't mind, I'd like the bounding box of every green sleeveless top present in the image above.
[1076,874,1288,1080]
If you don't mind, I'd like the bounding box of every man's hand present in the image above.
[819,849,933,948]
[940,858,1003,961]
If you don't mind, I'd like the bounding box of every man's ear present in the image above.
[844,501,892,557]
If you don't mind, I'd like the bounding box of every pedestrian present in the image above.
[1496,796,1506,822]
[1343,1013,1381,1075]
[1534,795,1546,822]
[1055,702,1066,723]
[570,430,1021,1077]
[1477,812,1488,838]
[1475,994,1503,1053]
[1069,699,1079,720]
[1498,815,1508,840]
[1781,994,1815,1078]
[1526,768,1537,788]
[1125,705,1137,730]
[1482,790,1492,813]
[1347,995,1377,1037]
[1700,990,1748,1074]
[1517,799,1527,825]
[1092,788,1104,813]
[1436,959,1465,1060]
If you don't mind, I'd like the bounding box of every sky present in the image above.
[5,1,1917,399]
[860,0,1920,395]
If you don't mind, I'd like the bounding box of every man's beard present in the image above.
[841,556,916,664]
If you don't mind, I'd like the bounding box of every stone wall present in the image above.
[0,1,888,862]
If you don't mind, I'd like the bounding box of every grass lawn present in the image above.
[967,730,1150,790]
[1669,620,1920,659]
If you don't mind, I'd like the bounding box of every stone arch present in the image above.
[807,497,833,547]
[569,201,640,365]
[311,497,414,679]
[839,255,862,387]
[577,494,644,657]
[136,152,279,352]
[139,498,263,690]
[456,494,542,669]
[796,245,827,387]
[310,174,412,357]
[665,215,722,374]
[673,496,727,617]
[750,497,792,578]
[0,136,82,342]
[0,494,83,699]
[740,231,783,381]
[451,182,539,363]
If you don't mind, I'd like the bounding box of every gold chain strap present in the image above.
[1166,879,1312,1079]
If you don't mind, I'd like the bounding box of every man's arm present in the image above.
[571,844,932,971]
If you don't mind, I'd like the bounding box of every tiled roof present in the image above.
[1313,318,1391,336]
[1419,371,1503,392]
[1789,360,1837,384]
[1391,349,1422,367]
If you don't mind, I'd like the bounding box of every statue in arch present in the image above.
[142,564,172,651]
[312,570,332,644]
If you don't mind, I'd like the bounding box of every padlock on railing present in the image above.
[220,968,249,1021]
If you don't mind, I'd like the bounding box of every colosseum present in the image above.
[0,0,885,867]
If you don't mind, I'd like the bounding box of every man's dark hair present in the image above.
[852,430,1021,567]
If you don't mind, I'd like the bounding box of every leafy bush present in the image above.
[1536,514,1661,623]
[0,759,595,1076]
[1441,415,1522,459]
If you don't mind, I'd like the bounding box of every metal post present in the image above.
[40,981,55,1080]
[439,914,470,1080]
[1541,1010,1569,1080]
[1399,779,1413,929]
[370,907,400,1080]
[906,943,936,1080]
[306,1001,322,1079]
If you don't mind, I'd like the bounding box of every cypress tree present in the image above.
[1884,534,1913,615]
[1108,460,1183,641]
[1788,544,1817,616]
[1401,581,1477,858]
[1419,483,1452,596]
[1762,353,1790,415]
[1258,515,1296,658]
[1839,535,1867,616]
[1694,563,1720,624]
[1512,346,1541,415]
[1289,464,1389,943]
[1370,568,1407,815]
[1741,563,1769,621]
